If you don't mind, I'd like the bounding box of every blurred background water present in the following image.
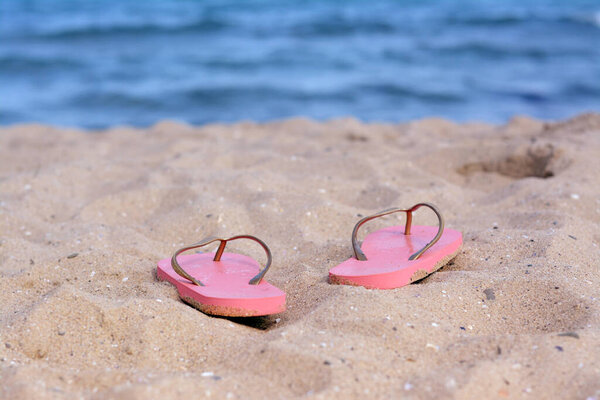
[1,0,599,129]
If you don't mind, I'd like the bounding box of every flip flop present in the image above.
[157,235,286,317]
[329,203,462,289]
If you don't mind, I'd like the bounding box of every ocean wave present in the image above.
[58,83,466,110]
[290,18,396,37]
[560,82,600,97]
[425,42,585,59]
[445,10,600,28]
[0,54,84,73]
[65,91,165,109]
[181,86,352,103]
[13,17,231,40]
[476,85,550,103]
[445,12,533,27]
[357,83,464,103]
[194,52,354,71]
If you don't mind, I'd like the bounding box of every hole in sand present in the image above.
[346,132,368,142]
[457,143,569,179]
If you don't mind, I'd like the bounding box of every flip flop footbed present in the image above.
[329,225,462,289]
[157,253,286,317]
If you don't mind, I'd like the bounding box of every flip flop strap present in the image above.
[351,202,445,261]
[171,235,273,286]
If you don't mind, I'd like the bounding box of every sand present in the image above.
[0,114,599,399]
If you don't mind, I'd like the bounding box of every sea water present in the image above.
[1,0,599,129]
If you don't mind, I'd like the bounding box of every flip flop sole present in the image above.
[157,253,286,317]
[329,225,462,289]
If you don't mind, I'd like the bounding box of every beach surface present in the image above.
[0,114,599,399]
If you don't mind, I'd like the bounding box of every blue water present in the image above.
[1,0,599,129]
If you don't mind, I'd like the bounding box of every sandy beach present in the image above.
[1,114,599,399]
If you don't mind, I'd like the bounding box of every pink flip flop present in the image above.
[329,203,462,289]
[157,235,286,317]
